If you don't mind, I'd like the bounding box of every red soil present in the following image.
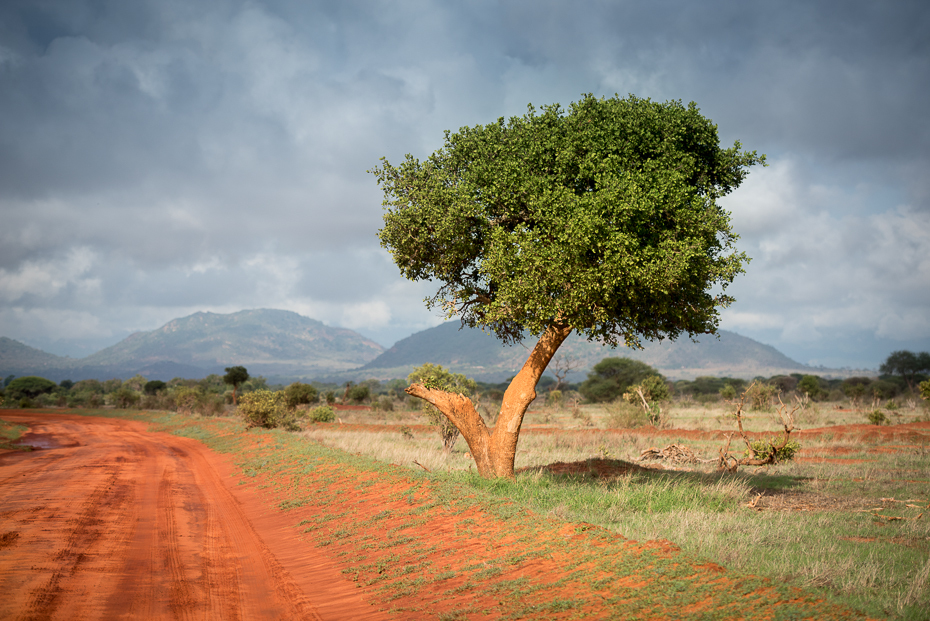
[0,412,385,620]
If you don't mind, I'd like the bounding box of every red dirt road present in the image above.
[0,413,386,621]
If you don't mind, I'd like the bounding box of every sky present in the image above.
[1,0,928,370]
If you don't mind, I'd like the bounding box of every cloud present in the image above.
[0,0,927,368]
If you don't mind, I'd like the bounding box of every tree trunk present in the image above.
[405,323,572,478]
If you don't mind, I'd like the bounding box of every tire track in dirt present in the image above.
[0,412,384,620]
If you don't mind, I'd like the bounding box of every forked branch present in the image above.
[718,383,800,473]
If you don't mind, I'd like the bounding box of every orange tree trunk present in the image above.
[405,323,572,478]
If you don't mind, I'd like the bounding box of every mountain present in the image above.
[0,310,384,382]
[0,337,74,372]
[355,321,825,382]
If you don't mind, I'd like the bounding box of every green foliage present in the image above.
[547,390,563,406]
[842,377,870,404]
[745,438,800,463]
[408,363,478,452]
[579,358,658,403]
[5,376,57,400]
[347,384,370,403]
[880,350,930,389]
[112,387,141,409]
[144,380,167,395]
[308,405,335,423]
[718,384,737,400]
[238,389,287,429]
[371,396,395,412]
[745,382,777,410]
[324,391,336,405]
[59,379,74,390]
[223,366,250,397]
[920,379,930,401]
[373,93,762,348]
[623,375,669,426]
[797,375,824,400]
[284,382,318,408]
[173,386,202,414]
[866,410,887,426]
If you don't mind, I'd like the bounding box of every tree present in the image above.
[223,366,249,405]
[144,380,167,395]
[579,357,659,403]
[5,376,57,401]
[879,350,930,391]
[284,382,318,408]
[372,93,762,478]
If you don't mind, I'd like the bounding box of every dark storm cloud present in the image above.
[0,0,927,365]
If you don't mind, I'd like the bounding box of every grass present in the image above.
[300,398,930,619]
[0,418,31,451]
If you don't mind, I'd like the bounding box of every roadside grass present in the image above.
[0,418,30,451]
[12,405,928,618]
[302,400,930,620]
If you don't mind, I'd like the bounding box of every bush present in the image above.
[144,380,167,395]
[746,438,801,463]
[745,383,777,410]
[173,387,202,415]
[920,379,930,401]
[605,399,649,428]
[579,358,658,403]
[239,390,287,429]
[797,375,825,400]
[866,410,887,426]
[113,387,141,409]
[623,375,670,426]
[347,384,370,403]
[371,397,394,412]
[284,382,318,408]
[547,390,564,406]
[308,405,335,423]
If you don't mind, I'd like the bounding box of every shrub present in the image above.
[623,375,671,426]
[239,390,287,429]
[797,375,824,400]
[547,390,564,406]
[866,410,887,425]
[745,382,777,410]
[746,438,801,463]
[371,396,394,412]
[920,379,930,401]
[144,380,167,395]
[19,397,33,408]
[113,387,141,409]
[605,399,648,428]
[719,384,738,400]
[308,405,335,423]
[347,384,370,403]
[284,382,318,408]
[173,387,202,415]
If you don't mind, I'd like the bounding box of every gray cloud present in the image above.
[1,0,928,367]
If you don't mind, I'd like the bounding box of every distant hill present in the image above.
[355,322,825,382]
[0,337,74,371]
[0,310,384,382]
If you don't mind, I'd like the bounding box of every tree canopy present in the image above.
[580,357,660,403]
[373,93,762,478]
[880,350,930,390]
[223,366,250,405]
[373,94,763,349]
[5,376,57,400]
